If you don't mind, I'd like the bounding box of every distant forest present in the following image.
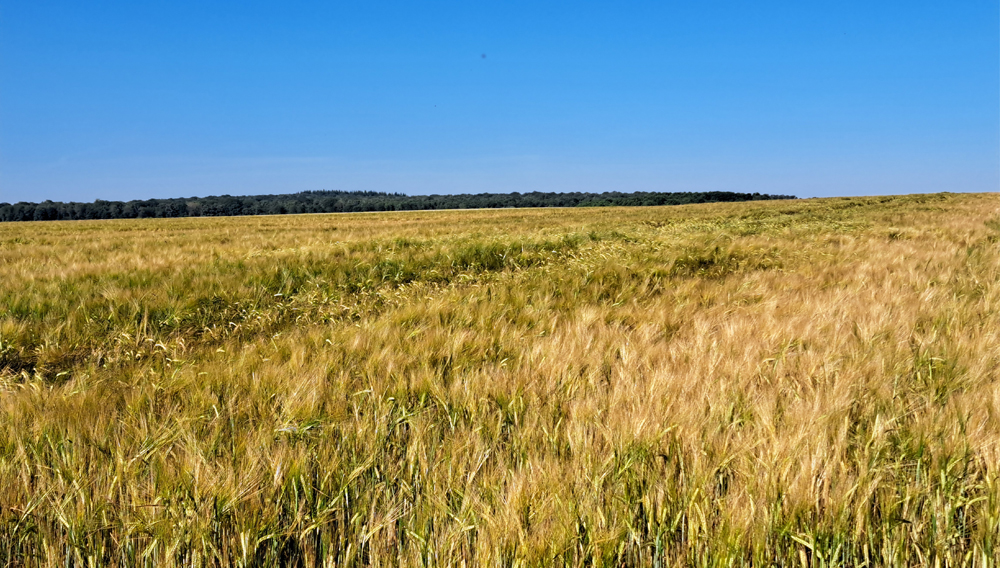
[0,190,795,222]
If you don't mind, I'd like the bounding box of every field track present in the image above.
[1,193,999,566]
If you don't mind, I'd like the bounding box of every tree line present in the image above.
[0,190,795,222]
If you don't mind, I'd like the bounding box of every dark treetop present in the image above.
[0,190,795,222]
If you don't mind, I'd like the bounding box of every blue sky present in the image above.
[1,1,997,202]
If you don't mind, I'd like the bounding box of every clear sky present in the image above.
[1,1,997,203]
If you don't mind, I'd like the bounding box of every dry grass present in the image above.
[1,193,998,566]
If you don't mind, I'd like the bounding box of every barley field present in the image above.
[0,193,998,567]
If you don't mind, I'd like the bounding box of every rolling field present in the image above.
[1,193,998,566]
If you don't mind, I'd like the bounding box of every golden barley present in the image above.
[0,193,997,566]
